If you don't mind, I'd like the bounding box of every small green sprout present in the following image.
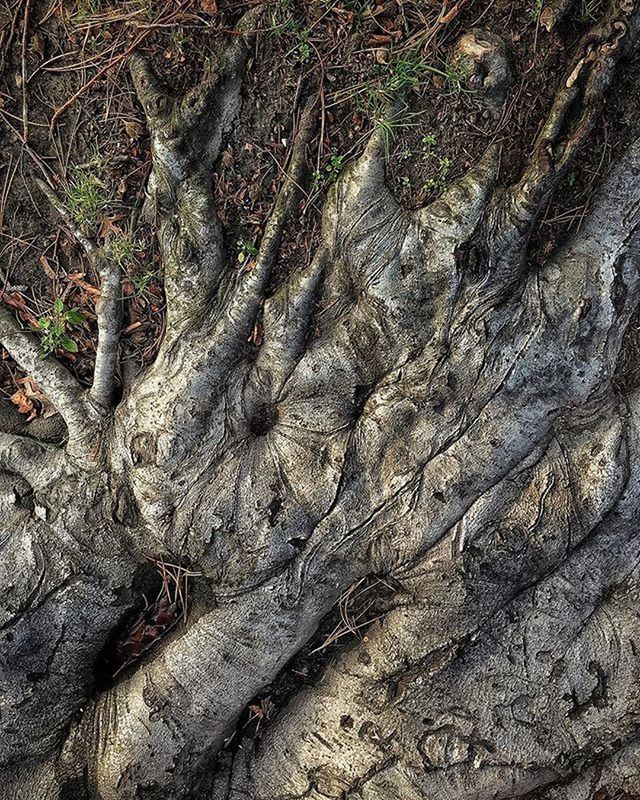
[313,150,345,188]
[376,49,472,103]
[294,39,312,63]
[269,9,313,64]
[421,133,438,158]
[237,239,259,266]
[439,156,453,177]
[74,0,102,22]
[128,0,155,20]
[108,233,143,270]
[107,233,154,296]
[38,298,85,356]
[422,154,454,195]
[65,169,109,229]
[169,28,189,57]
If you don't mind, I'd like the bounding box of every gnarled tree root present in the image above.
[1,3,640,799]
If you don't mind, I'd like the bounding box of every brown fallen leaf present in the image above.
[10,390,36,420]
[121,321,142,335]
[98,216,124,241]
[220,148,235,169]
[67,273,101,301]
[200,0,217,15]
[1,293,39,327]
[39,254,57,280]
[124,119,143,140]
[11,376,57,420]
[31,32,45,58]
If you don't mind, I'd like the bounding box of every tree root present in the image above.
[480,0,639,296]
[0,305,96,455]
[246,391,640,798]
[36,178,122,410]
[3,4,640,799]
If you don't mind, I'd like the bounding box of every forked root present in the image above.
[220,97,318,343]
[508,0,638,231]
[130,7,263,172]
[479,0,639,294]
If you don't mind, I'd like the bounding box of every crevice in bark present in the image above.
[93,561,165,692]
[249,402,279,437]
[226,575,397,752]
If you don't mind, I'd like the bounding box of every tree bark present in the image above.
[2,2,640,799]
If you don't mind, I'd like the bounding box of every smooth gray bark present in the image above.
[1,2,640,798]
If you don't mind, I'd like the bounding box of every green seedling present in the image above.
[313,150,345,188]
[107,233,154,296]
[38,298,85,356]
[237,239,259,266]
[422,156,454,194]
[74,0,102,22]
[65,169,109,230]
[421,133,438,158]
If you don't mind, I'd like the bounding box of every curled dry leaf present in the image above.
[124,120,144,140]
[98,216,124,241]
[200,0,217,15]
[1,292,39,328]
[67,273,101,301]
[10,376,57,421]
[39,255,57,280]
[9,389,36,420]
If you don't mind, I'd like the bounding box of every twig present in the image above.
[21,0,32,142]
[49,28,152,131]
[144,554,201,624]
[0,155,18,232]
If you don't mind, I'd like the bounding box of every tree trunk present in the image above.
[2,2,640,798]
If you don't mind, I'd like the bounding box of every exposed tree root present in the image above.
[35,178,122,410]
[1,3,640,799]
[0,305,95,455]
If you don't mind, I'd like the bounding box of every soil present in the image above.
[1,0,639,746]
